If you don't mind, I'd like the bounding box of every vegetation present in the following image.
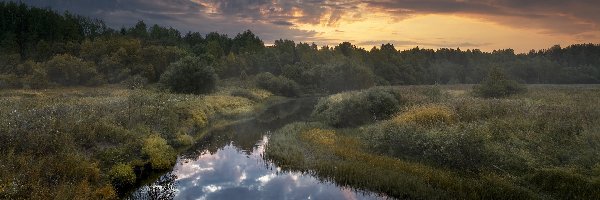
[160,56,217,94]
[255,72,301,97]
[266,85,600,199]
[0,86,273,199]
[311,87,405,127]
[474,68,526,98]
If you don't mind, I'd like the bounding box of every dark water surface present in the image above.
[130,98,385,200]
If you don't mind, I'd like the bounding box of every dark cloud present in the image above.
[271,20,294,26]
[4,0,325,43]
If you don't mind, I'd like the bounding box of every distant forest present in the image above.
[2,2,600,91]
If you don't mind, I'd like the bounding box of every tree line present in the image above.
[1,2,599,93]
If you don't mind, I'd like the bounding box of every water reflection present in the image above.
[131,98,385,200]
[134,137,382,200]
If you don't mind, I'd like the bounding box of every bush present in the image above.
[473,68,526,98]
[108,163,136,189]
[255,72,300,97]
[122,74,148,89]
[142,134,177,170]
[45,54,103,86]
[0,74,22,88]
[364,122,487,170]
[160,56,217,94]
[312,87,405,127]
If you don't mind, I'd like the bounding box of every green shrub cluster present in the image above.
[255,72,301,97]
[312,87,405,127]
[473,68,527,98]
[160,56,217,94]
[142,135,177,170]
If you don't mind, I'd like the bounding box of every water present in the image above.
[130,98,386,200]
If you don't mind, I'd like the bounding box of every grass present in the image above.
[266,85,600,199]
[0,84,274,199]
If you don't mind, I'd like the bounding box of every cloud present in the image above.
[7,0,326,43]
[363,0,600,35]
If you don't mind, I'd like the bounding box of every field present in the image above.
[265,85,600,199]
[0,84,274,199]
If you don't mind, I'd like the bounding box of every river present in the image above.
[129,98,386,200]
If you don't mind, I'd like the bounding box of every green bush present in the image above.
[473,68,526,98]
[45,54,103,86]
[142,134,177,170]
[255,72,300,97]
[364,122,488,170]
[312,87,405,127]
[160,56,217,94]
[108,163,136,189]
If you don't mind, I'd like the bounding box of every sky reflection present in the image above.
[147,136,383,200]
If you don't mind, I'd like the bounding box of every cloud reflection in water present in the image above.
[139,136,383,200]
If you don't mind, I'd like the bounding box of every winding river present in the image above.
[130,98,386,200]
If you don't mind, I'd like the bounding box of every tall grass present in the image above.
[0,85,272,199]
[266,85,600,199]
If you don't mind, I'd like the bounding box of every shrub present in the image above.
[122,74,148,89]
[364,122,487,170]
[108,163,136,189]
[175,133,194,147]
[0,74,22,88]
[255,72,301,97]
[142,134,177,170]
[473,68,526,98]
[393,105,456,127]
[160,56,217,94]
[312,87,404,127]
[45,54,103,86]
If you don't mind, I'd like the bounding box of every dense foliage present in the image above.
[255,72,301,97]
[312,87,405,127]
[474,68,526,98]
[160,56,217,94]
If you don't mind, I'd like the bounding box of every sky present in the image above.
[10,0,600,53]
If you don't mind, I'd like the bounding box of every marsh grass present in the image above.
[266,85,600,199]
[0,84,272,199]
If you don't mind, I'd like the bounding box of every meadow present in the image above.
[265,85,600,199]
[0,84,274,199]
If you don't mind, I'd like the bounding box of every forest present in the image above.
[1,2,600,200]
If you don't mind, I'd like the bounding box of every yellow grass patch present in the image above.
[394,105,456,127]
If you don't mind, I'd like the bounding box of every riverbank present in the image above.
[0,84,280,199]
[265,85,600,199]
